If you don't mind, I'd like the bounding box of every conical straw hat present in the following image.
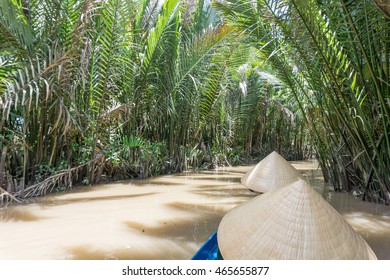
[241,151,303,193]
[218,179,377,260]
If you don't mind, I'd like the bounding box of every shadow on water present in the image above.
[0,208,45,222]
[124,202,227,244]
[129,179,185,186]
[191,186,258,199]
[114,202,233,260]
[37,192,158,207]
[175,171,247,178]
[185,177,242,184]
[124,216,221,244]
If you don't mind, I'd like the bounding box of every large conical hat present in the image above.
[241,151,303,193]
[218,179,377,260]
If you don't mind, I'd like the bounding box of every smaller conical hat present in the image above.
[218,179,377,260]
[241,151,303,192]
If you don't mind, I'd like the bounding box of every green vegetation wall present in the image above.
[0,0,306,203]
[216,0,390,204]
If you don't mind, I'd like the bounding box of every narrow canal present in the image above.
[0,161,389,259]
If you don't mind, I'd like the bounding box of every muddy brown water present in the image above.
[0,161,389,260]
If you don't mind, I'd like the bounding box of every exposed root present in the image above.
[0,187,24,204]
[13,153,104,199]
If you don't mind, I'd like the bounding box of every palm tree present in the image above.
[0,0,308,203]
[215,0,390,203]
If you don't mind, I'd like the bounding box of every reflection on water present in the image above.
[0,160,389,260]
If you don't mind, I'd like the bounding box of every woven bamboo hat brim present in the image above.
[241,151,303,193]
[218,179,377,260]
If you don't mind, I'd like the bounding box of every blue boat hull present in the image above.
[191,231,220,260]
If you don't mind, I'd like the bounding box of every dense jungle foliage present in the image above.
[0,0,389,204]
